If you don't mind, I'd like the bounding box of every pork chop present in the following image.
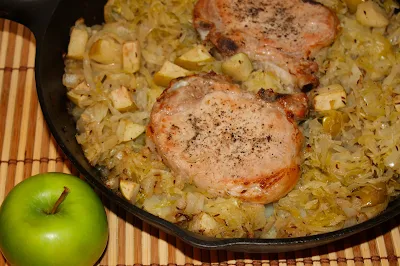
[147,73,305,204]
[193,0,339,89]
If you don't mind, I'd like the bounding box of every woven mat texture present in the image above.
[1,19,400,266]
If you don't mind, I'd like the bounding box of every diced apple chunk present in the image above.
[106,73,137,89]
[110,86,134,111]
[67,82,91,108]
[122,121,146,141]
[174,45,214,70]
[147,87,164,107]
[189,213,219,235]
[153,61,192,87]
[122,41,141,73]
[356,1,389,28]
[221,53,253,81]
[67,28,89,60]
[313,84,347,111]
[89,38,121,64]
[120,180,140,203]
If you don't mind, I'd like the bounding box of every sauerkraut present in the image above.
[63,0,400,238]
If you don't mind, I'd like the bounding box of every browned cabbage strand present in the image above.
[63,0,400,238]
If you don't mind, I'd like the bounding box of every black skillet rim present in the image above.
[33,0,400,253]
[36,68,400,253]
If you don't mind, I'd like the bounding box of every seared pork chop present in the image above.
[193,0,339,89]
[147,73,305,204]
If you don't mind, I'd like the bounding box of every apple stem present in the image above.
[50,186,70,215]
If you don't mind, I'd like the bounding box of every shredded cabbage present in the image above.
[63,0,400,238]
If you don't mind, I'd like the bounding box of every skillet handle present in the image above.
[0,0,61,36]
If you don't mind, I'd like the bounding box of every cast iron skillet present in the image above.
[1,0,400,254]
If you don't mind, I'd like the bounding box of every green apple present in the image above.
[0,173,109,266]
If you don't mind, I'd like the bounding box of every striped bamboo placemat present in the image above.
[0,18,400,266]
